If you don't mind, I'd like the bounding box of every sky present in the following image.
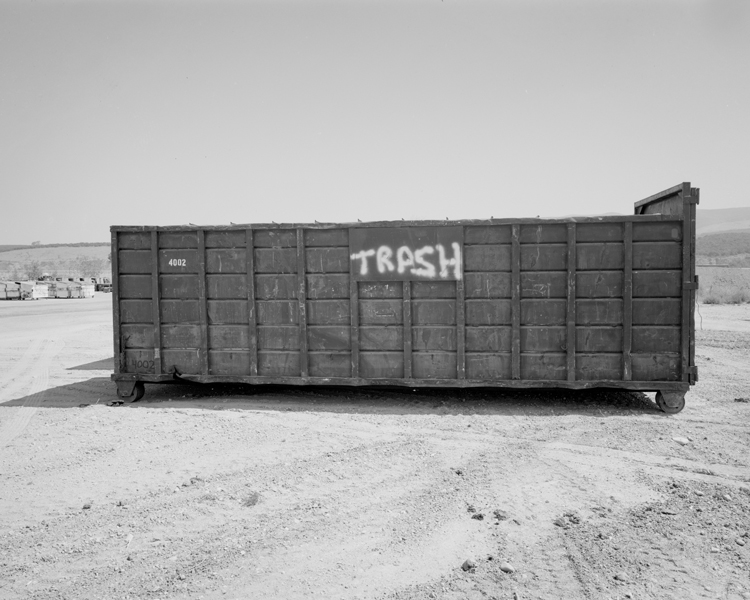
[1,0,748,244]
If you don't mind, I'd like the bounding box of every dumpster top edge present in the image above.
[109,213,682,233]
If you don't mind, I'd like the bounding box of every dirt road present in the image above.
[1,296,749,600]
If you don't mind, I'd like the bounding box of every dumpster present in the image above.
[20,281,49,299]
[53,282,71,298]
[111,182,698,413]
[0,282,21,300]
[49,279,95,298]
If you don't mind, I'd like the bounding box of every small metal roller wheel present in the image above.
[656,391,685,414]
[131,382,146,403]
[117,383,134,399]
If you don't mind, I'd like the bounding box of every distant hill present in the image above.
[696,230,750,268]
[697,207,750,236]
[0,245,110,280]
[0,242,108,254]
[697,230,750,256]
[694,208,750,267]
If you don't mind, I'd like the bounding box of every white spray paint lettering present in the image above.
[350,249,376,275]
[351,242,461,280]
[413,246,436,278]
[377,246,395,273]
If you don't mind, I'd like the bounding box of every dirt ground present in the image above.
[1,295,749,600]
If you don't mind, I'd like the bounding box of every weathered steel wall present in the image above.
[111,183,698,396]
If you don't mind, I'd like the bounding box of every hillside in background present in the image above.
[0,242,108,253]
[697,230,750,256]
[696,231,750,267]
[0,245,110,280]
[696,207,750,236]
[696,208,750,267]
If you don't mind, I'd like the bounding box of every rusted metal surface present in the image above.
[111,183,698,405]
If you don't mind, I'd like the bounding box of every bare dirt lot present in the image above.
[1,296,749,600]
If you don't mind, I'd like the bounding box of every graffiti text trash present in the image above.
[349,226,463,281]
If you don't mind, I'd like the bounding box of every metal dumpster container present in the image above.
[1,282,21,300]
[20,281,49,300]
[111,182,698,413]
[52,281,72,298]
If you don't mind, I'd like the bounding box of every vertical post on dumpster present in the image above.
[403,280,412,379]
[566,223,577,381]
[197,230,209,376]
[681,183,698,383]
[623,221,633,380]
[246,228,258,377]
[688,187,699,383]
[297,228,309,378]
[150,230,162,375]
[456,272,466,380]
[111,230,123,374]
[511,224,521,380]
[350,278,360,378]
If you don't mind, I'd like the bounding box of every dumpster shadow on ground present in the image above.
[0,377,113,408]
[2,378,664,416]
[67,357,114,371]
[120,381,664,417]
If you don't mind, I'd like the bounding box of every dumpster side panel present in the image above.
[116,231,156,375]
[112,219,687,383]
[464,225,512,379]
[253,229,298,376]
[572,219,683,382]
[305,229,351,378]
[111,182,696,397]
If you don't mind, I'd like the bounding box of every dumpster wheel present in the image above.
[116,381,145,403]
[131,382,145,402]
[656,391,685,414]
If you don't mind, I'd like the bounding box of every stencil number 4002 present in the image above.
[130,359,154,371]
[168,258,186,267]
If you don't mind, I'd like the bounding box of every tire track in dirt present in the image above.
[546,442,750,487]
[449,440,665,600]
[288,411,750,488]
[237,409,750,500]
[371,421,750,488]
[472,447,593,599]
[0,336,44,402]
[245,408,750,497]
[0,437,481,599]
[0,339,64,448]
[559,476,750,600]
[186,436,489,599]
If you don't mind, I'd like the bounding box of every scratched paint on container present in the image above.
[350,227,463,281]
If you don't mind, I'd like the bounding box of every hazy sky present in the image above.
[1,0,748,244]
